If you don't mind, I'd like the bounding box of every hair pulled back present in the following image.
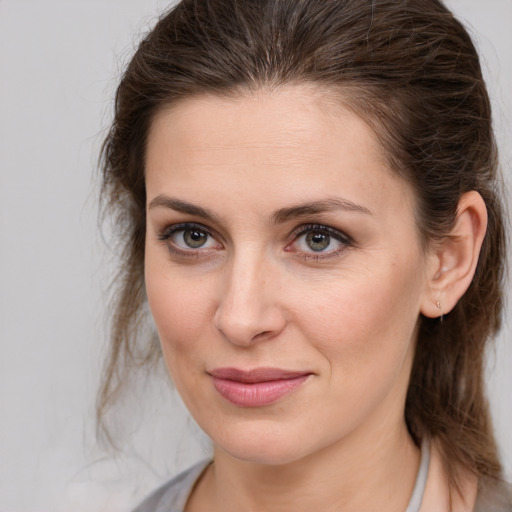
[99,0,506,482]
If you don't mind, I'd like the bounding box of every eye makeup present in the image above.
[156,219,354,263]
[158,222,223,259]
[285,223,354,262]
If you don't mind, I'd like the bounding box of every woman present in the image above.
[98,0,511,510]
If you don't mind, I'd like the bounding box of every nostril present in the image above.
[251,330,271,342]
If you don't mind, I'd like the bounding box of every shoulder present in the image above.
[132,460,211,512]
[474,477,512,512]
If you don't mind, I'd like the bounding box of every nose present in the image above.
[213,251,286,347]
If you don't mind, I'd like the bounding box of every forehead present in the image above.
[145,85,415,219]
[149,85,384,163]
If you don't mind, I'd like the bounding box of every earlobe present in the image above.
[421,191,488,319]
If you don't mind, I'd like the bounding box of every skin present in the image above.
[143,86,485,511]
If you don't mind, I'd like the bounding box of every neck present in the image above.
[189,423,420,512]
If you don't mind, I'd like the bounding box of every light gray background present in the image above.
[0,1,510,510]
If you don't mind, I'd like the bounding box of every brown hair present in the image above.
[99,0,506,483]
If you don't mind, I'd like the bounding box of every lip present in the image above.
[208,367,312,407]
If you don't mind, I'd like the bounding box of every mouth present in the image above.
[208,367,312,407]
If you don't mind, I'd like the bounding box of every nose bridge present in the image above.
[214,246,284,346]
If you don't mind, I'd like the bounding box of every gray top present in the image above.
[405,437,430,512]
[133,459,209,512]
[133,441,512,512]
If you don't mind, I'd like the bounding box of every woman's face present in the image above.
[144,86,434,465]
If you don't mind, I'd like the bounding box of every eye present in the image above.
[159,223,221,254]
[174,227,211,249]
[302,231,334,252]
[288,224,352,259]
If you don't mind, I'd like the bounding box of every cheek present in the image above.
[292,257,423,378]
[144,257,215,364]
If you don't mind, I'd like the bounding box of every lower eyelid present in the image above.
[163,239,221,260]
[295,249,346,263]
[157,223,351,260]
[157,224,224,258]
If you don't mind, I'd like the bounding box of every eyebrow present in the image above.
[148,195,372,223]
[270,198,373,224]
[148,195,220,222]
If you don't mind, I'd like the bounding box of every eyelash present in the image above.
[158,222,219,259]
[157,222,353,261]
[287,223,353,261]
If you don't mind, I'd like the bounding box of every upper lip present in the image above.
[208,367,312,383]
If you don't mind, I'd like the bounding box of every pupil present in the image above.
[306,231,330,251]
[184,229,207,248]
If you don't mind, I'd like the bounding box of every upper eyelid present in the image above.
[159,222,215,239]
[291,223,352,242]
[157,221,352,251]
[159,223,222,256]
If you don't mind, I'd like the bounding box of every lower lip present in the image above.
[211,375,310,407]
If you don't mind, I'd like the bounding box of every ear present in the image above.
[421,191,488,319]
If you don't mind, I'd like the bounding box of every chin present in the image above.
[211,422,316,466]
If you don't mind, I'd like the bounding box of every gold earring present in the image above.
[435,300,444,322]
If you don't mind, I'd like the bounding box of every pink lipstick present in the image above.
[209,367,311,407]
